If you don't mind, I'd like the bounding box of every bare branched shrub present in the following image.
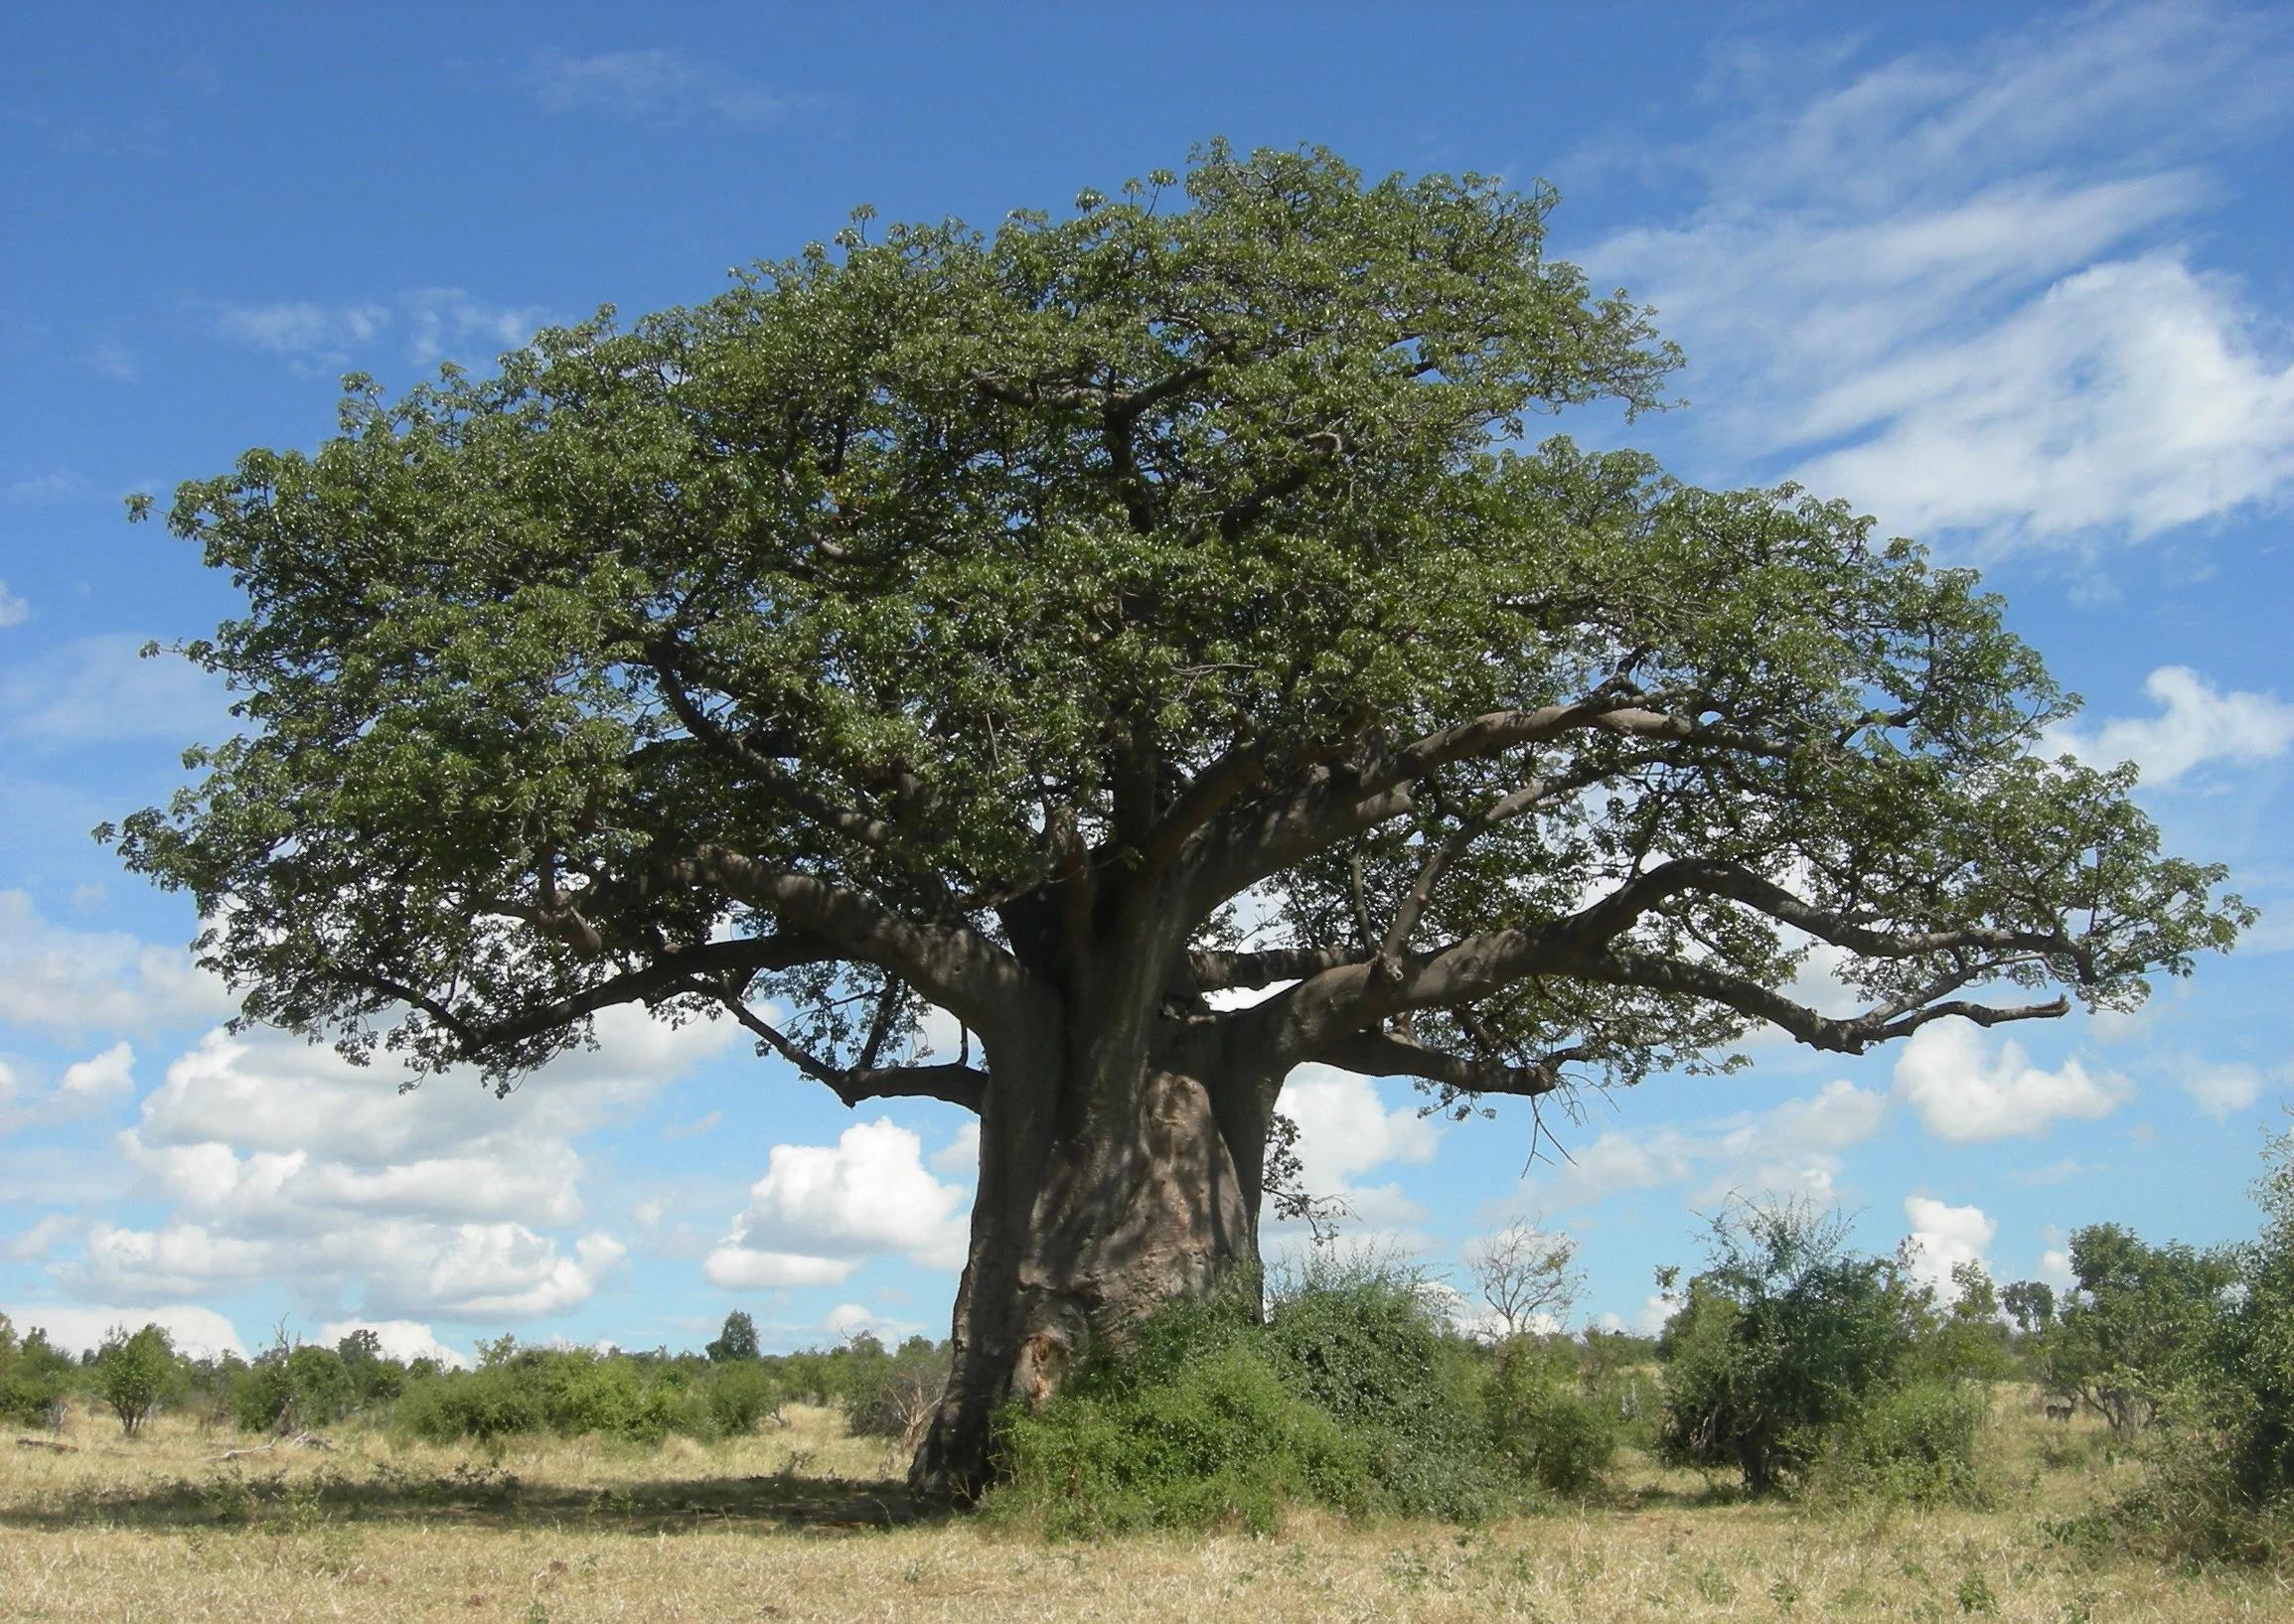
[1465,1216,1584,1339]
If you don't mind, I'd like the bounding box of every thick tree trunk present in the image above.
[907,1014,1274,1504]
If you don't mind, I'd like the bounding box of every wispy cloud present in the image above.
[523,49,818,128]
[211,299,391,360]
[4,470,91,505]
[83,342,138,381]
[400,288,554,367]
[1525,1078,1889,1212]
[0,582,26,629]
[203,290,553,373]
[1587,3,2294,553]
[0,632,230,748]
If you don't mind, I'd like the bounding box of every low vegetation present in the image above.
[5,1133,2287,1618]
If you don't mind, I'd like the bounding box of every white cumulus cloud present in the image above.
[40,1005,731,1325]
[1894,1020,2131,1141]
[2178,1063,2265,1121]
[315,1318,472,1369]
[705,1118,971,1290]
[1902,1195,1997,1299]
[2048,665,2294,786]
[929,1119,981,1176]
[1279,1064,1441,1189]
[59,1041,135,1104]
[0,892,235,1036]
[0,1302,244,1360]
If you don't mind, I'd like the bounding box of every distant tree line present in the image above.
[3,1123,2284,1558]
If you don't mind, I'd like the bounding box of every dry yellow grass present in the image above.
[3,1396,2285,1623]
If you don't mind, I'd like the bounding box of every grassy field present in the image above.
[3,1394,2285,1622]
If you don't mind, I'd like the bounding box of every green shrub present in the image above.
[1263,1268,1503,1521]
[393,1362,546,1443]
[1818,1378,1990,1507]
[393,1346,688,1444]
[540,1352,682,1442]
[989,1266,1510,1534]
[1656,1200,1923,1496]
[0,1365,63,1427]
[236,1344,359,1433]
[702,1359,784,1435]
[0,1315,69,1427]
[841,1337,949,1443]
[1483,1339,1619,1497]
[993,1341,1372,1537]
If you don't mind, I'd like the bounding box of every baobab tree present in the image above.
[110,142,2246,1501]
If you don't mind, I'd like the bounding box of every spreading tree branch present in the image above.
[711,988,988,1112]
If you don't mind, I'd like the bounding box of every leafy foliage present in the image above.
[104,140,2240,1151]
[0,1314,71,1427]
[1482,1336,1619,1497]
[1656,1201,1923,1495]
[992,1336,1374,1537]
[700,1359,784,1435]
[839,1335,952,1444]
[93,1323,179,1436]
[1815,1378,1991,1508]
[2002,1279,2057,1336]
[705,1310,761,1364]
[2039,1222,2235,1432]
[393,1344,705,1446]
[94,145,2249,1497]
[236,1342,359,1433]
[2112,1128,2294,1561]
[990,1266,1520,1533]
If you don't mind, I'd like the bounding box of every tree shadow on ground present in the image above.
[1,1459,938,1536]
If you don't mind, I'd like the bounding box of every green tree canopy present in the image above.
[108,142,2248,1497]
[2045,1221,2237,1432]
[706,1310,761,1364]
[94,1323,178,1436]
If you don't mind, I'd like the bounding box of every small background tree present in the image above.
[93,1323,178,1436]
[706,1310,761,1364]
[2002,1279,2057,1338]
[2043,1223,2235,1433]
[1464,1217,1584,1340]
[2116,1127,2294,1560]
[1916,1258,2015,1386]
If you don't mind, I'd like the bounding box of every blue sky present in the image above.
[3,2,2290,1364]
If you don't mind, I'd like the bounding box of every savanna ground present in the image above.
[3,1394,2283,1623]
